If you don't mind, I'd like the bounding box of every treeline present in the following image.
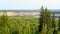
[39,6,60,34]
[0,6,60,34]
[0,12,39,34]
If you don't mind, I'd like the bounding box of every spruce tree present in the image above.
[52,13,57,34]
[39,6,47,34]
[0,12,10,34]
[45,8,52,34]
[38,6,44,32]
[58,16,60,31]
[52,13,55,28]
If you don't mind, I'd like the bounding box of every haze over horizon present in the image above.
[0,0,60,10]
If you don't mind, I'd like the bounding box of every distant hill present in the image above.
[0,10,40,12]
[0,9,60,13]
[50,9,60,12]
[0,9,60,18]
[50,9,60,14]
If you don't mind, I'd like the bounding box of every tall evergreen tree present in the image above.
[0,12,10,34]
[2,12,10,28]
[38,6,44,32]
[58,16,60,31]
[52,13,55,28]
[41,7,47,34]
[45,8,52,34]
[39,6,49,34]
[52,13,57,34]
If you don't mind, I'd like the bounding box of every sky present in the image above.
[0,0,60,10]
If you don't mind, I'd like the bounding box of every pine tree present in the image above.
[52,13,57,34]
[58,16,60,31]
[45,8,52,34]
[38,6,44,32]
[0,12,10,34]
[52,13,55,28]
[38,6,47,34]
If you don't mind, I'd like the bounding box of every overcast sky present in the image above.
[0,0,60,10]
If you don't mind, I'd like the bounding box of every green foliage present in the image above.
[45,8,52,34]
[39,6,44,32]
[0,12,10,34]
[58,16,60,31]
[52,13,58,34]
[39,6,52,34]
[52,13,56,28]
[0,13,39,34]
[0,7,60,34]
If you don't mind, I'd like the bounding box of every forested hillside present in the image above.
[0,7,60,34]
[0,13,39,34]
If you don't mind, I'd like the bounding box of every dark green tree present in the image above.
[38,6,44,32]
[39,6,47,34]
[0,12,10,34]
[52,13,57,34]
[2,12,10,28]
[45,8,52,34]
[58,16,60,31]
[52,13,55,28]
